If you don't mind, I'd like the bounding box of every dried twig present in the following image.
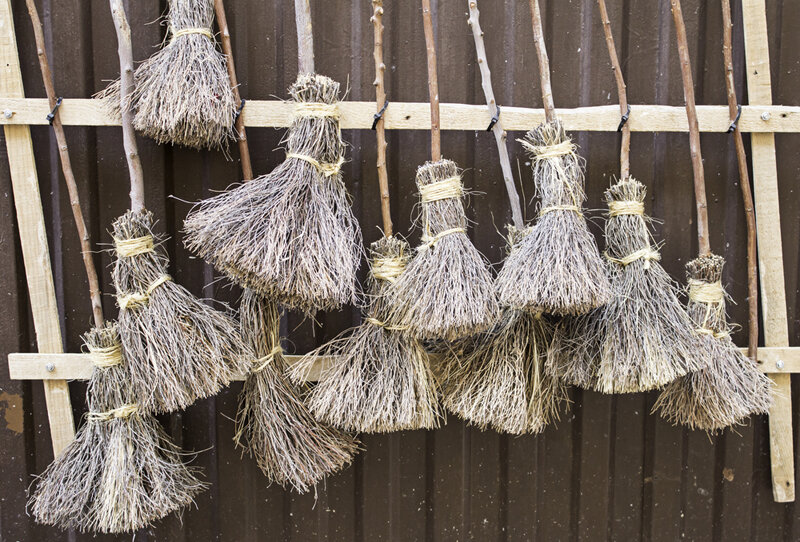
[528,0,555,121]
[372,0,392,235]
[421,0,441,161]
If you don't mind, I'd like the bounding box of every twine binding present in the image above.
[364,317,409,332]
[252,345,284,373]
[688,279,724,304]
[87,403,139,422]
[286,153,345,178]
[371,256,405,283]
[419,227,466,250]
[168,27,214,46]
[608,200,645,217]
[117,274,172,310]
[419,176,463,203]
[604,247,661,269]
[114,235,154,257]
[520,138,575,160]
[539,205,583,217]
[88,343,123,368]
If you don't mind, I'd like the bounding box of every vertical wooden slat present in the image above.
[0,0,74,456]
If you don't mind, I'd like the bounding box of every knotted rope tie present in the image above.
[604,247,661,269]
[371,256,406,283]
[293,102,340,119]
[286,153,345,178]
[539,205,583,217]
[365,317,409,332]
[87,403,139,422]
[168,27,214,46]
[252,345,284,373]
[419,176,463,203]
[419,227,466,250]
[117,275,172,310]
[114,235,154,258]
[608,200,645,217]
[88,343,123,368]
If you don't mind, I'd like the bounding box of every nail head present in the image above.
[45,363,55,372]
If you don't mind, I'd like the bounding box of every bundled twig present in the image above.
[96,0,236,149]
[495,0,610,316]
[184,1,361,313]
[548,179,706,392]
[234,291,359,492]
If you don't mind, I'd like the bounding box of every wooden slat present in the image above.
[742,0,795,504]
[0,0,74,456]
[2,97,800,132]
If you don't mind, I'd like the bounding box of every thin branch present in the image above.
[597,0,630,180]
[295,0,315,75]
[670,0,710,255]
[109,0,145,212]
[26,0,104,327]
[467,0,523,229]
[371,0,392,235]
[528,0,555,122]
[722,0,758,359]
[214,0,252,180]
[421,0,441,161]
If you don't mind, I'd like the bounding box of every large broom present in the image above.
[183,0,361,314]
[285,1,442,433]
[106,1,250,414]
[494,0,610,317]
[383,0,499,342]
[437,0,566,435]
[202,0,359,490]
[96,0,237,150]
[28,1,204,532]
[654,0,772,431]
[547,0,706,393]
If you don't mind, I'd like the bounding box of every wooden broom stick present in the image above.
[109,0,145,212]
[721,0,758,359]
[467,0,524,229]
[295,0,315,75]
[597,0,631,180]
[670,0,710,256]
[25,0,104,327]
[213,0,252,181]
[372,0,392,236]
[421,0,441,161]
[528,0,555,122]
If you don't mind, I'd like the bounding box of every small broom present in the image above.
[654,0,772,431]
[284,1,442,433]
[547,0,706,393]
[383,0,499,342]
[106,0,249,414]
[28,1,204,532]
[96,0,236,150]
[494,0,610,317]
[437,0,566,435]
[184,0,361,314]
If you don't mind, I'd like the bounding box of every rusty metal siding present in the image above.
[1,0,799,540]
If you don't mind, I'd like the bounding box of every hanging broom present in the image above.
[183,0,361,314]
[28,1,204,532]
[383,0,499,342]
[547,0,707,392]
[494,0,610,317]
[436,0,566,434]
[284,1,442,433]
[96,0,236,150]
[105,0,250,414]
[653,0,772,431]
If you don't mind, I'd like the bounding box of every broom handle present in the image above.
[467,0,524,229]
[372,0,392,236]
[25,0,104,327]
[214,0,253,181]
[109,0,146,212]
[722,0,758,359]
[528,0,555,122]
[597,0,630,180]
[421,0,441,161]
[295,0,315,74]
[670,0,710,256]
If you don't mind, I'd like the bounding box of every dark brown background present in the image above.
[2,0,800,540]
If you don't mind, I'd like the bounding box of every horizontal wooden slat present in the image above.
[8,347,800,383]
[1,98,799,132]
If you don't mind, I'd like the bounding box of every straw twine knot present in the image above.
[293,102,340,119]
[168,27,214,46]
[116,275,172,310]
[364,317,409,331]
[252,345,283,373]
[114,235,154,257]
[604,247,661,269]
[371,256,406,283]
[87,403,139,422]
[286,153,345,178]
[88,343,123,368]
[608,200,645,217]
[419,176,463,203]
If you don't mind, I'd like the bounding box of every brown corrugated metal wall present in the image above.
[1,0,799,540]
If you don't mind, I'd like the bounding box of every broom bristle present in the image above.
[234,290,359,493]
[183,73,362,314]
[30,323,206,533]
[384,159,499,341]
[95,0,236,149]
[113,209,250,414]
[287,237,444,433]
[654,254,774,432]
[526,313,570,433]
[495,119,610,315]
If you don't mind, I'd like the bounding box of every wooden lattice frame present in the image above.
[1,0,795,502]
